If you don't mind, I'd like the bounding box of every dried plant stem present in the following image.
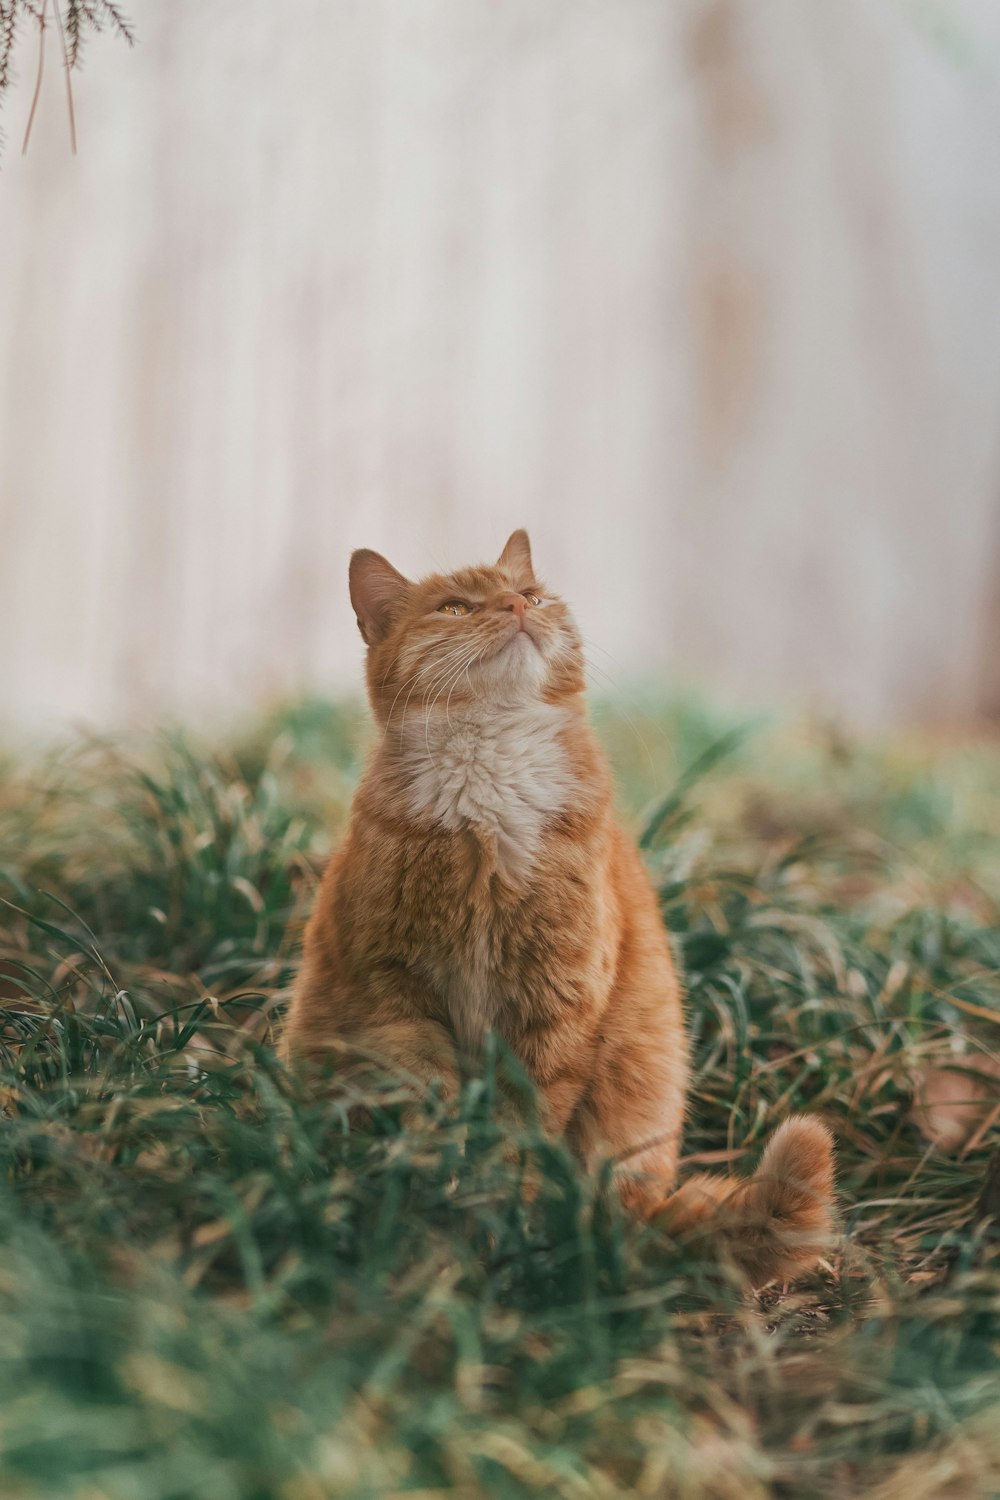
[49,0,76,153]
[20,0,47,155]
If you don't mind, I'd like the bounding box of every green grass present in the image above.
[1,695,999,1499]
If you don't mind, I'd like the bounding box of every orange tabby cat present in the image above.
[283,531,834,1286]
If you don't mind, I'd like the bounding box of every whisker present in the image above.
[398,645,492,777]
[393,641,473,748]
[424,646,483,763]
[443,641,490,729]
[385,644,464,744]
[384,667,423,735]
[579,632,630,671]
[407,643,480,766]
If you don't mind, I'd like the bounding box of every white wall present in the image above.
[2,0,1000,732]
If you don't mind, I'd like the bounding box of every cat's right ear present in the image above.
[349,550,412,645]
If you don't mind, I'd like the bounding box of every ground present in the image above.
[0,693,998,1499]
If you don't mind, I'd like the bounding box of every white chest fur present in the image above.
[400,700,574,885]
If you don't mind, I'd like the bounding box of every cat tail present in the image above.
[652,1116,835,1287]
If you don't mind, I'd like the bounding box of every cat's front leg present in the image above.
[342,1016,461,1101]
[503,1009,604,1137]
[284,1010,460,1103]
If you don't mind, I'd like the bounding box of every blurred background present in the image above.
[2,0,1000,735]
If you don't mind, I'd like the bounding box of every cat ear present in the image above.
[497,529,533,578]
[349,549,412,645]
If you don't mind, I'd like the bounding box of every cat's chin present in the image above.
[476,630,548,697]
[503,628,540,656]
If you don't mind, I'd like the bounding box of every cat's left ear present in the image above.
[349,549,412,645]
[497,529,533,579]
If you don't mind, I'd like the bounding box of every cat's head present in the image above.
[349,530,585,725]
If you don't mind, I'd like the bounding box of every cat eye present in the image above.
[522,591,542,606]
[438,600,472,617]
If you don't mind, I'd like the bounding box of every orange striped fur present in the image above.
[283,531,834,1285]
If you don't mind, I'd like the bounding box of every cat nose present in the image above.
[498,592,528,621]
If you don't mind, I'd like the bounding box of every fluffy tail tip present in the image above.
[655,1115,836,1288]
[734,1115,836,1286]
